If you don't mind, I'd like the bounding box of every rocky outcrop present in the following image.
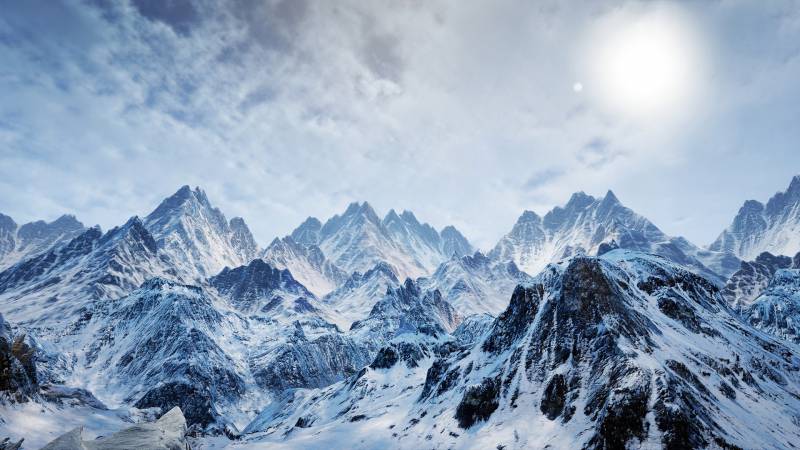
[722,251,793,308]
[0,314,37,401]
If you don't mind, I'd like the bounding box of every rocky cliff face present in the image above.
[261,236,346,297]
[722,251,794,308]
[0,314,37,401]
[744,268,800,344]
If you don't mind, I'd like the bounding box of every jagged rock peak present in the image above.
[103,216,157,251]
[602,189,620,205]
[440,225,473,257]
[565,191,596,209]
[517,210,542,223]
[0,213,15,229]
[343,201,379,219]
[290,216,323,245]
[364,261,399,281]
[710,175,800,259]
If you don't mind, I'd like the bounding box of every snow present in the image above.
[489,191,726,284]
[0,401,131,449]
[710,175,800,261]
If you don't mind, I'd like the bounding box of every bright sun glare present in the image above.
[585,6,705,120]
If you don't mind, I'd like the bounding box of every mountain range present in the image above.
[2,177,800,448]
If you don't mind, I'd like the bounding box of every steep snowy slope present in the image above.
[241,334,443,442]
[209,259,373,399]
[711,175,800,261]
[321,262,401,329]
[722,251,794,308]
[261,237,347,297]
[66,277,246,431]
[243,250,800,450]
[0,213,85,270]
[349,279,461,350]
[490,191,727,282]
[419,251,533,317]
[144,186,259,279]
[744,268,800,344]
[0,217,170,329]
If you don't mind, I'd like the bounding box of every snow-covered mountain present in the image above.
[243,250,800,449]
[419,251,534,317]
[490,190,727,283]
[0,217,169,329]
[144,185,259,279]
[321,261,400,330]
[8,183,800,448]
[744,267,800,344]
[710,175,800,261]
[67,277,246,431]
[349,279,462,348]
[209,259,373,406]
[0,213,85,270]
[261,236,347,297]
[303,202,472,286]
[722,251,795,308]
[210,258,315,314]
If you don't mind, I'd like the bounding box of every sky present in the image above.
[1,0,799,250]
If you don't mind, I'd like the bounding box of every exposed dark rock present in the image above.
[540,374,567,420]
[597,239,619,256]
[482,285,543,354]
[370,341,429,370]
[0,315,38,400]
[255,333,371,392]
[210,259,313,311]
[584,372,650,450]
[134,381,216,429]
[454,376,501,429]
[0,438,23,450]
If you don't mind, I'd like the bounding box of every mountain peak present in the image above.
[344,201,374,215]
[710,175,800,259]
[787,174,800,195]
[565,191,595,209]
[400,210,419,225]
[147,185,205,221]
[290,216,322,245]
[383,209,401,223]
[0,213,15,229]
[602,190,620,205]
[518,210,541,223]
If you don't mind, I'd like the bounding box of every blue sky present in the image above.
[1,0,799,249]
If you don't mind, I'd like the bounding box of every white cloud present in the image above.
[0,0,799,250]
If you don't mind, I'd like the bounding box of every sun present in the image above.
[584,6,705,119]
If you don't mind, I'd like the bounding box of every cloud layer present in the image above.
[1,0,799,249]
